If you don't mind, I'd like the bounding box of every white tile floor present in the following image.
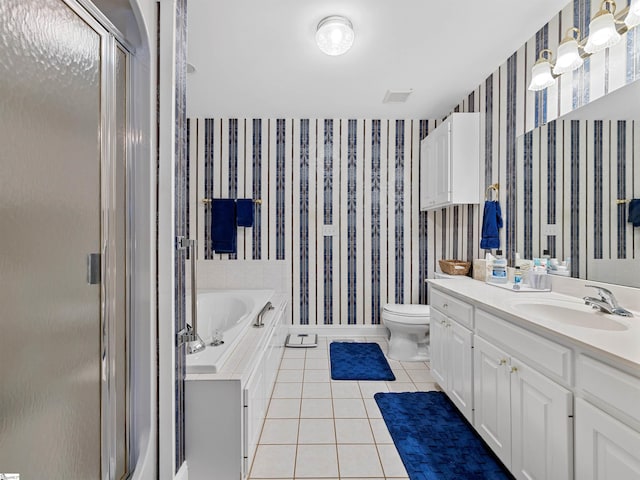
[248,335,441,480]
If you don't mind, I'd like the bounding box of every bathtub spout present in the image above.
[254,301,274,328]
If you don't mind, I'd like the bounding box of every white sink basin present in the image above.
[510,298,631,331]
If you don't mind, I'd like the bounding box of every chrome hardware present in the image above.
[584,285,633,317]
[87,253,101,285]
[254,301,274,328]
[176,237,206,354]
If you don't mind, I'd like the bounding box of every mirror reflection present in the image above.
[516,80,640,287]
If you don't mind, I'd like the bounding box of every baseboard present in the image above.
[288,324,389,338]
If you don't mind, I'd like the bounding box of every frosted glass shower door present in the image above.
[0,0,102,477]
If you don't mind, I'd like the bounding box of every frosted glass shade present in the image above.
[584,12,621,53]
[316,16,354,56]
[625,0,640,27]
[553,39,583,74]
[528,60,555,91]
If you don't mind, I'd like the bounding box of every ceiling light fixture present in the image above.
[316,16,354,56]
[529,0,635,91]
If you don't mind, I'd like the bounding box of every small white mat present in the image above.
[284,333,318,348]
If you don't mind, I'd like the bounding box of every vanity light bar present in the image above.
[528,1,633,91]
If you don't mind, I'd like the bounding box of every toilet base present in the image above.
[387,334,430,362]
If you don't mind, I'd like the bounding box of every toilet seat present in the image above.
[382,304,430,325]
[383,304,430,316]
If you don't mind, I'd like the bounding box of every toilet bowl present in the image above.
[382,304,430,362]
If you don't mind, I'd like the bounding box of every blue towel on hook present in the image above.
[480,200,503,250]
[629,199,640,227]
[236,199,254,227]
[211,199,237,253]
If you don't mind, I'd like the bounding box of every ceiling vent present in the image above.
[383,89,413,103]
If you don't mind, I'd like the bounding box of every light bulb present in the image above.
[316,16,354,56]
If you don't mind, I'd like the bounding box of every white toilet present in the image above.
[382,303,431,362]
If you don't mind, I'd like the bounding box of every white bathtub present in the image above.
[186,289,275,373]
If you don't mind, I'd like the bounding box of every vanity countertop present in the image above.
[428,277,640,370]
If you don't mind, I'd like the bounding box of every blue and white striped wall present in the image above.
[517,120,640,276]
[189,118,436,325]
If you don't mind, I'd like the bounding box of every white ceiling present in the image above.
[186,0,569,119]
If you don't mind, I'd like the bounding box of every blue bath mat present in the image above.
[329,342,395,381]
[375,391,512,480]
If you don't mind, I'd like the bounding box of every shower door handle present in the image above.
[87,253,101,285]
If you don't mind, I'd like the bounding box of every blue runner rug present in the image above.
[329,342,395,381]
[375,391,512,480]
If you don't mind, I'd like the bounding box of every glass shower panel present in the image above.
[0,0,102,478]
[114,44,129,480]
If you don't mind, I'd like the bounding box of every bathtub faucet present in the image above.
[254,301,274,328]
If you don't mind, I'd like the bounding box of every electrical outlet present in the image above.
[323,224,337,236]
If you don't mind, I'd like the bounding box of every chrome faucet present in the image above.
[254,301,274,328]
[583,285,633,317]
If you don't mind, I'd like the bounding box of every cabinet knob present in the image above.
[442,303,448,309]
[510,366,518,373]
[440,319,447,325]
[499,359,507,366]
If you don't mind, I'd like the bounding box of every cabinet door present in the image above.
[575,398,640,480]
[420,136,435,209]
[510,361,573,480]
[448,320,474,422]
[433,123,451,206]
[430,308,448,389]
[473,336,512,468]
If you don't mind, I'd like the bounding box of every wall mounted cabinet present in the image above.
[420,112,481,211]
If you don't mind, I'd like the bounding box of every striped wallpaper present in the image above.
[517,119,640,276]
[187,0,640,325]
[189,118,437,325]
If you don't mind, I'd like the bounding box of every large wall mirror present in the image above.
[516,80,640,287]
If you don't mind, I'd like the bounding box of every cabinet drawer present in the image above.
[476,309,572,384]
[431,289,473,328]
[577,355,640,425]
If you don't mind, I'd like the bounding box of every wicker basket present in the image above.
[438,259,471,276]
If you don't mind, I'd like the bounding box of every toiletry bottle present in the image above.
[514,266,522,285]
[491,250,508,284]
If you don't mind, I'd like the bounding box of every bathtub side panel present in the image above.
[185,379,242,479]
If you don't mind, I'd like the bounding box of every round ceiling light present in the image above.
[315,16,354,56]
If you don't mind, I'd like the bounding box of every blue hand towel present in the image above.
[628,199,640,227]
[211,199,237,253]
[236,199,254,227]
[480,200,503,250]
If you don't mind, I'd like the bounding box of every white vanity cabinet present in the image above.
[575,355,640,480]
[430,290,474,422]
[429,279,640,480]
[473,335,573,479]
[419,112,480,211]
